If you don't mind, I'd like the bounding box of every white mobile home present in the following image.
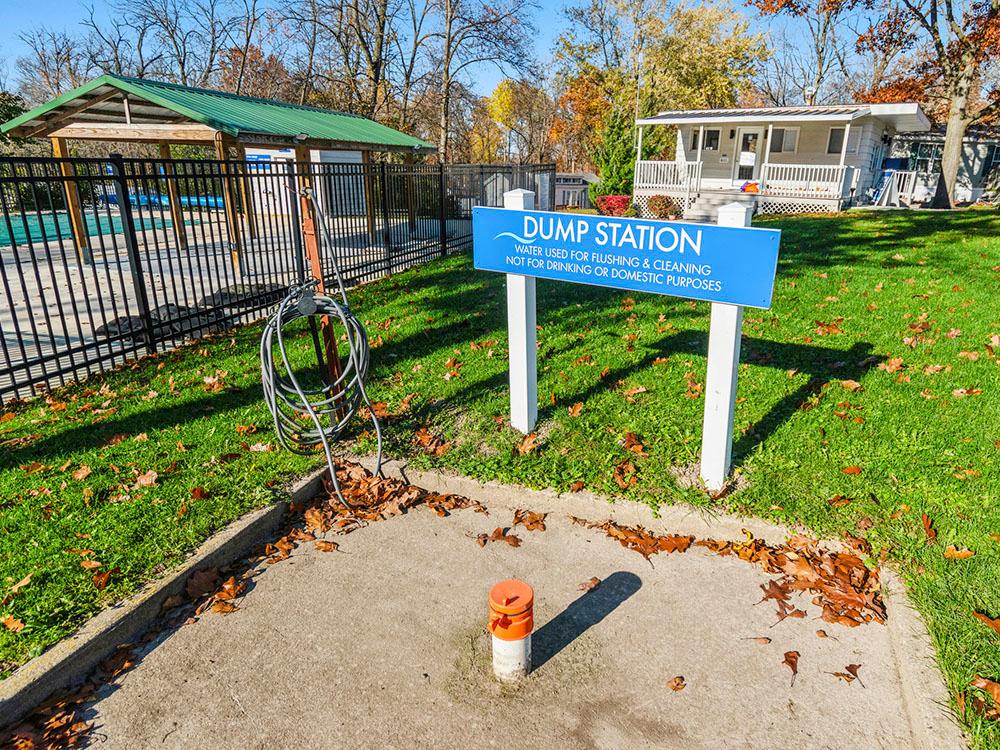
[634,103,931,221]
[888,127,1000,204]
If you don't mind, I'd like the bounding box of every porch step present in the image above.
[683,192,758,223]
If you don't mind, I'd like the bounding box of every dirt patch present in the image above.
[669,461,749,497]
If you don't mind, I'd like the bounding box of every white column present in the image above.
[695,125,704,164]
[762,123,773,190]
[700,202,753,492]
[839,122,851,167]
[503,189,537,434]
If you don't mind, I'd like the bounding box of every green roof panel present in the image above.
[1,74,435,152]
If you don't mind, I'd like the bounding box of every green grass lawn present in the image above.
[1,209,999,745]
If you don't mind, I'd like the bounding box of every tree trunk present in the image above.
[940,95,970,208]
[438,0,453,163]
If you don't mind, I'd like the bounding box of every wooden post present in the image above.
[158,143,188,251]
[214,137,242,278]
[362,150,376,242]
[295,145,342,390]
[236,144,257,240]
[50,137,91,265]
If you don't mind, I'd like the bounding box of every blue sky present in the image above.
[0,1,571,96]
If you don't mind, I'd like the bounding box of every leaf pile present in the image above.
[260,461,487,564]
[571,518,886,628]
[569,517,693,559]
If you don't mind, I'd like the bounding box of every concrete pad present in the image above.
[84,484,965,749]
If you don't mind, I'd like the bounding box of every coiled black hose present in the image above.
[260,188,383,508]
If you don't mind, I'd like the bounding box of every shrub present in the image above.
[595,194,634,216]
[646,194,681,219]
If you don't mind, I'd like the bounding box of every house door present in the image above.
[732,128,764,185]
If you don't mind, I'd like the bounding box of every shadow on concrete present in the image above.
[531,571,642,671]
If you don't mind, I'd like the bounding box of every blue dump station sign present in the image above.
[472,207,782,309]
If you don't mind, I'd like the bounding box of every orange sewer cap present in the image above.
[489,579,534,615]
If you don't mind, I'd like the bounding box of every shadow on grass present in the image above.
[532,571,642,672]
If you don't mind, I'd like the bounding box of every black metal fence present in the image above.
[0,155,555,404]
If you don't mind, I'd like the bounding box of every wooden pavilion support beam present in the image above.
[294,144,343,392]
[215,137,243,278]
[26,89,122,138]
[158,143,188,251]
[236,144,257,240]
[50,137,91,265]
[49,122,219,143]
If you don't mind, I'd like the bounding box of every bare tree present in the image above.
[16,29,93,102]
[431,0,537,161]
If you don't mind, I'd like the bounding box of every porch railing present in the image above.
[634,160,702,209]
[892,170,918,203]
[759,164,853,199]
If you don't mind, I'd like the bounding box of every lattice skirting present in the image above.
[633,190,687,218]
[757,197,842,214]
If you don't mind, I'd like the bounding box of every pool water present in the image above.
[0,211,198,248]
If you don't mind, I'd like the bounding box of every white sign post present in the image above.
[489,192,769,490]
[503,189,538,433]
[699,202,753,491]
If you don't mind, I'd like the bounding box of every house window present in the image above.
[690,128,721,152]
[909,142,943,174]
[985,144,1000,176]
[827,128,845,154]
[827,127,860,155]
[769,127,799,153]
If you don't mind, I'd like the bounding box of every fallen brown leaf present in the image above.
[973,612,1000,636]
[2,615,25,633]
[72,465,92,481]
[515,432,539,455]
[512,508,547,532]
[944,545,974,560]
[922,514,937,543]
[970,676,1000,705]
[578,577,601,592]
[314,540,340,552]
[668,676,686,692]
[783,651,800,686]
[841,465,863,475]
[210,601,239,614]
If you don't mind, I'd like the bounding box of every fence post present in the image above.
[108,153,157,355]
[438,163,448,257]
[379,162,394,274]
[285,161,305,281]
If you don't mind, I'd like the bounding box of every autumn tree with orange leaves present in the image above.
[754,0,1000,206]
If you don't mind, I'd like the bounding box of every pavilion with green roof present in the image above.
[1,74,434,153]
[1,75,434,265]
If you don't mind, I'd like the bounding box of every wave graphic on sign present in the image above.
[493,231,532,243]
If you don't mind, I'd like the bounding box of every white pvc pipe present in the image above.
[492,633,531,681]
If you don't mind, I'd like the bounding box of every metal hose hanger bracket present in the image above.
[260,184,383,509]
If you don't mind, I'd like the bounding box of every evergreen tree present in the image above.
[0,92,27,152]
[589,103,638,203]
